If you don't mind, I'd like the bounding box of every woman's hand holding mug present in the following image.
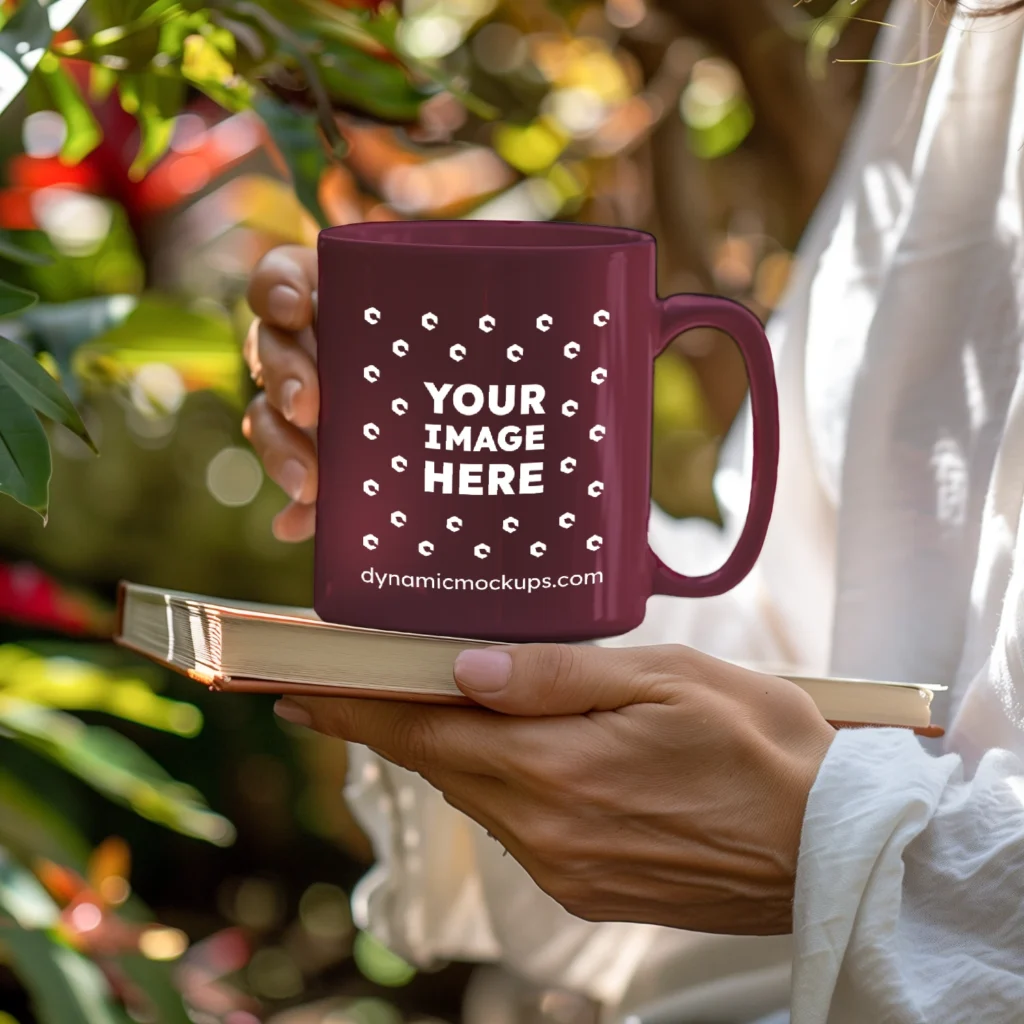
[244,234,834,936]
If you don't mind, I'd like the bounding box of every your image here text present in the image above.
[421,382,550,495]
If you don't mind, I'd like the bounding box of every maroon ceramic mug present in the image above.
[315,220,778,642]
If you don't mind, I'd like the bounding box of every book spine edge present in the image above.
[114,580,127,639]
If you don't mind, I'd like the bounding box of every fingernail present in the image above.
[280,378,302,421]
[267,285,302,327]
[454,649,512,693]
[279,459,307,502]
[274,699,311,727]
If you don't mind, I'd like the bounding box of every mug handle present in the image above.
[648,294,780,599]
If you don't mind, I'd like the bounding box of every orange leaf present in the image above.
[87,836,131,895]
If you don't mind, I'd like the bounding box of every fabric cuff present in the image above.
[790,727,960,1021]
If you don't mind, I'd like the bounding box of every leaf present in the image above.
[114,954,191,1024]
[156,8,208,61]
[0,925,126,1024]
[0,374,51,516]
[179,28,252,112]
[0,770,91,870]
[0,336,96,452]
[126,72,185,180]
[17,295,139,398]
[36,52,102,164]
[290,0,495,121]
[117,72,139,114]
[0,230,52,268]
[0,0,51,118]
[73,296,243,404]
[0,645,202,737]
[182,31,235,84]
[88,63,117,102]
[0,846,59,929]
[253,93,329,228]
[0,697,236,846]
[0,279,39,317]
[316,38,435,124]
[0,847,124,1024]
[261,0,389,57]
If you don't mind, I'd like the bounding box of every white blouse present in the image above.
[343,2,1024,1020]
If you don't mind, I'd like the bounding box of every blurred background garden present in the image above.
[0,0,888,1021]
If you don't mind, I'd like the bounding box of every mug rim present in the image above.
[319,219,655,252]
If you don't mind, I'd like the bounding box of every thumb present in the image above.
[452,643,681,716]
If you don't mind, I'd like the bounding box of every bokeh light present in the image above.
[472,23,527,74]
[31,189,114,258]
[206,446,264,507]
[299,882,353,942]
[247,946,304,1000]
[399,15,465,59]
[130,363,187,418]
[139,926,190,960]
[22,110,67,158]
[352,930,417,988]
[69,902,102,932]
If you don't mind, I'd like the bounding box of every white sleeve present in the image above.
[791,723,1024,1023]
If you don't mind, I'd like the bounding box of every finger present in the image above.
[273,696,510,777]
[248,320,320,430]
[247,245,318,332]
[272,501,315,543]
[453,643,688,716]
[242,394,318,505]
